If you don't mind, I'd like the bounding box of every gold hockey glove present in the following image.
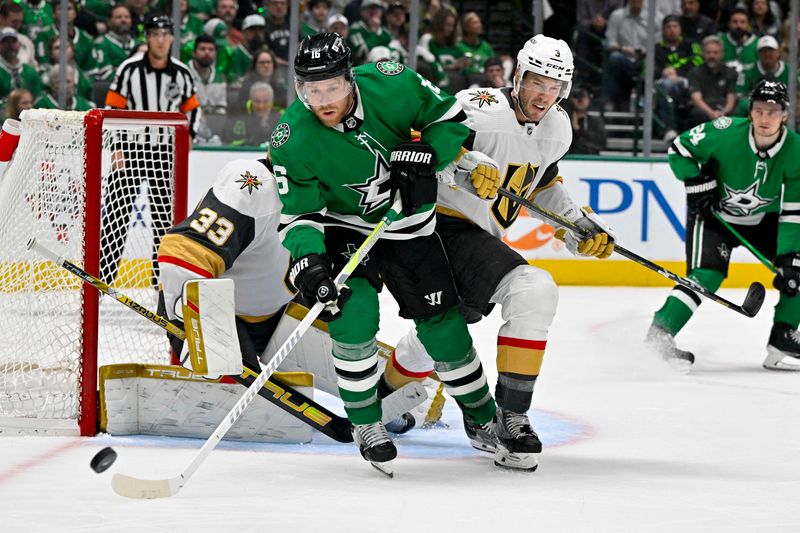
[458,150,502,199]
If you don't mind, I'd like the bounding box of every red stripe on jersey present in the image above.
[158,255,214,279]
[497,336,547,350]
[391,351,433,378]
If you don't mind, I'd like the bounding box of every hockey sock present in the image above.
[328,278,382,425]
[653,268,724,335]
[383,350,432,390]
[774,293,800,329]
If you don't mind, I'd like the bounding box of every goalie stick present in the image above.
[47,196,403,498]
[495,188,766,318]
[28,236,424,444]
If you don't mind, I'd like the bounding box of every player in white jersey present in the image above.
[380,35,616,471]
[157,158,338,391]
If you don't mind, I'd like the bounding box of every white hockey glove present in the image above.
[457,150,502,200]
[555,206,616,259]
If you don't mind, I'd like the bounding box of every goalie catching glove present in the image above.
[457,150,502,199]
[390,141,438,217]
[289,253,351,322]
[555,206,615,259]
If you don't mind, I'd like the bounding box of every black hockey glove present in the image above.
[685,174,719,220]
[773,253,800,297]
[389,141,438,217]
[288,253,352,322]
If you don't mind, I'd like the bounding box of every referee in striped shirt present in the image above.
[101,14,201,286]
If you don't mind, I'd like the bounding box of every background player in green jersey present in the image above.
[647,80,800,372]
[272,33,500,475]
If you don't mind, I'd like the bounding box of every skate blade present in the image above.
[370,460,394,478]
[665,356,693,375]
[470,441,496,454]
[494,448,539,472]
[763,346,800,371]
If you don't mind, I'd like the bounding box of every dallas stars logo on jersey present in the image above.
[235,171,263,194]
[346,153,392,216]
[376,60,404,76]
[469,90,498,108]
[720,182,772,216]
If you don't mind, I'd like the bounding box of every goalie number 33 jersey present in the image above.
[436,87,575,239]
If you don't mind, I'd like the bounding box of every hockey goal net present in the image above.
[0,109,189,436]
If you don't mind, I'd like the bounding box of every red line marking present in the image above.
[0,439,83,484]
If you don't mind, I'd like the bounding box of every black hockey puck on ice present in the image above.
[90,447,117,473]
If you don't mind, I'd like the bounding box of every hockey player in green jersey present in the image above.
[647,80,800,371]
[272,33,501,475]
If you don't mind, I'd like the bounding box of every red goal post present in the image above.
[0,109,189,436]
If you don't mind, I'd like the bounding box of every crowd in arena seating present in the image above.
[0,0,797,152]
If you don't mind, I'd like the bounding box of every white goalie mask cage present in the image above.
[514,35,574,102]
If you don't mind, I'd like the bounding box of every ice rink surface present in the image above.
[2,286,799,533]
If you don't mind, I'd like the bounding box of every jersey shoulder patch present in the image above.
[212,159,282,218]
[375,60,404,75]
[271,122,291,148]
[712,116,732,130]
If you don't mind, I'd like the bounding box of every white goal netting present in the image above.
[0,110,187,435]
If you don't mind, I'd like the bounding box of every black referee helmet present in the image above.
[145,15,174,33]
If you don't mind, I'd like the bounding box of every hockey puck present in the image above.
[90,447,117,473]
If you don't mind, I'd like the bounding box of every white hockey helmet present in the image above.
[514,35,574,102]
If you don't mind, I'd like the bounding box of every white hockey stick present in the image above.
[111,197,404,499]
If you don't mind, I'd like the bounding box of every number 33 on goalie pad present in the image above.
[182,279,243,377]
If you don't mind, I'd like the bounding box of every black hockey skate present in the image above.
[494,407,541,471]
[463,415,496,453]
[645,324,695,373]
[764,322,800,371]
[352,422,397,477]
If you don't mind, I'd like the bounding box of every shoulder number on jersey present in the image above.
[189,207,235,246]
[273,165,289,194]
[688,123,706,146]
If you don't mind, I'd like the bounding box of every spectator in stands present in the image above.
[678,0,715,44]
[0,28,41,99]
[387,21,410,63]
[685,34,737,127]
[574,0,623,88]
[89,5,137,81]
[472,57,508,88]
[34,64,95,110]
[216,0,243,46]
[20,0,54,43]
[734,35,791,114]
[44,37,94,103]
[34,0,94,70]
[167,0,206,52]
[327,13,349,40]
[604,0,649,110]
[0,2,37,68]
[5,87,32,120]
[228,14,265,85]
[384,2,407,39]
[779,18,799,63]
[748,0,781,40]
[347,0,391,65]
[223,81,280,146]
[237,48,285,108]
[458,11,494,88]
[566,86,606,154]
[418,8,467,93]
[263,0,291,66]
[125,0,153,38]
[302,0,330,38]
[720,7,758,72]
[654,14,702,139]
[188,0,216,21]
[188,34,227,116]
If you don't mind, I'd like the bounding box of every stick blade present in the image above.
[742,282,766,318]
[112,473,181,499]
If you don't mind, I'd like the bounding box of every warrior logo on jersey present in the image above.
[468,90,498,108]
[235,171,263,194]
[491,163,538,229]
[271,123,291,148]
[346,153,392,215]
[720,182,772,216]
[376,60,404,76]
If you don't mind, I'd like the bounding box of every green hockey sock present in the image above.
[653,268,724,335]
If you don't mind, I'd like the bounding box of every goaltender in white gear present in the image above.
[386,35,616,471]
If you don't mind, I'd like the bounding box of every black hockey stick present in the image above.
[497,188,766,318]
[26,237,357,442]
